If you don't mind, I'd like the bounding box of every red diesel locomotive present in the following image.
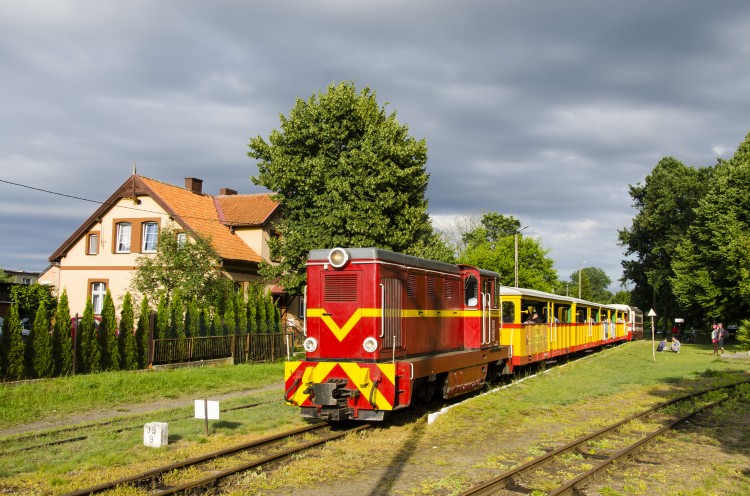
[284,247,635,421]
[284,247,510,421]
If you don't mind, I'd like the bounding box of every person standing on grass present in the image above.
[711,324,719,355]
[717,323,727,354]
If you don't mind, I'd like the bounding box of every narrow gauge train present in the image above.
[284,247,641,421]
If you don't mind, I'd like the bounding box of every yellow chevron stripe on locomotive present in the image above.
[306,307,499,341]
[285,360,397,411]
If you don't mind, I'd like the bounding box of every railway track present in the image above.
[62,421,371,495]
[459,380,750,496]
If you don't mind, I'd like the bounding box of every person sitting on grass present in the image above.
[656,339,667,352]
[670,337,681,353]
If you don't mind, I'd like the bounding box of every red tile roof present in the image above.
[215,193,279,226]
[139,176,277,263]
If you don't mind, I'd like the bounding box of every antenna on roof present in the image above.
[132,161,137,175]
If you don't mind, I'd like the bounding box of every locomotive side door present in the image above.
[481,276,496,346]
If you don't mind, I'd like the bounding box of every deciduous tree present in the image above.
[249,81,435,293]
[131,225,234,308]
[619,156,710,326]
[671,132,750,322]
[457,213,557,291]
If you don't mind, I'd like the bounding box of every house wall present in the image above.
[41,196,171,315]
[232,210,280,263]
[38,195,284,318]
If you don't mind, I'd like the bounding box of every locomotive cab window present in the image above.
[464,275,478,306]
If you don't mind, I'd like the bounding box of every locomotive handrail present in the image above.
[379,283,385,338]
[303,286,307,337]
[482,291,492,345]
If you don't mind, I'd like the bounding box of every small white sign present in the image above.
[143,422,168,448]
[194,400,220,420]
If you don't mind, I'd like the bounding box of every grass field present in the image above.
[1,341,749,495]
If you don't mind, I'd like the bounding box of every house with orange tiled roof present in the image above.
[38,175,290,318]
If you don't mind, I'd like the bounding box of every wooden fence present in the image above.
[151,332,296,366]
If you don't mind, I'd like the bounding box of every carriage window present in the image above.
[464,275,478,306]
[502,301,515,323]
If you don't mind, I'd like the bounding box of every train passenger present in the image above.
[524,312,541,324]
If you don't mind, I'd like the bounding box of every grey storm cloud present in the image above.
[2,0,750,289]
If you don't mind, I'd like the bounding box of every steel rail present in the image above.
[548,396,729,495]
[152,424,373,495]
[459,379,750,496]
[62,421,329,496]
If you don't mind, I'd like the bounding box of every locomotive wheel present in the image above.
[411,378,437,406]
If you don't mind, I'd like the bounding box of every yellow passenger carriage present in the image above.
[498,287,630,372]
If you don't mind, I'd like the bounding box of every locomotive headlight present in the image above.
[363,337,378,353]
[303,337,318,353]
[328,247,350,269]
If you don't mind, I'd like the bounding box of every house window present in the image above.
[22,277,32,285]
[87,233,99,255]
[91,282,106,314]
[116,222,131,253]
[142,222,159,253]
[176,232,187,247]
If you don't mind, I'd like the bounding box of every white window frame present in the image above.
[91,282,106,314]
[176,232,187,247]
[116,222,131,253]
[142,222,159,253]
[88,233,99,255]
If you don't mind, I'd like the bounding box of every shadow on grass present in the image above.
[211,420,242,430]
[367,418,426,496]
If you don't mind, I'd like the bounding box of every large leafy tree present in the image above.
[457,213,558,291]
[568,267,612,302]
[249,81,435,293]
[10,284,55,320]
[618,156,711,327]
[671,132,750,322]
[131,225,234,308]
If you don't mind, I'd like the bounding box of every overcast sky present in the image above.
[2,1,749,291]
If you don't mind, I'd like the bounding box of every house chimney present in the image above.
[220,187,237,196]
[185,177,203,194]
